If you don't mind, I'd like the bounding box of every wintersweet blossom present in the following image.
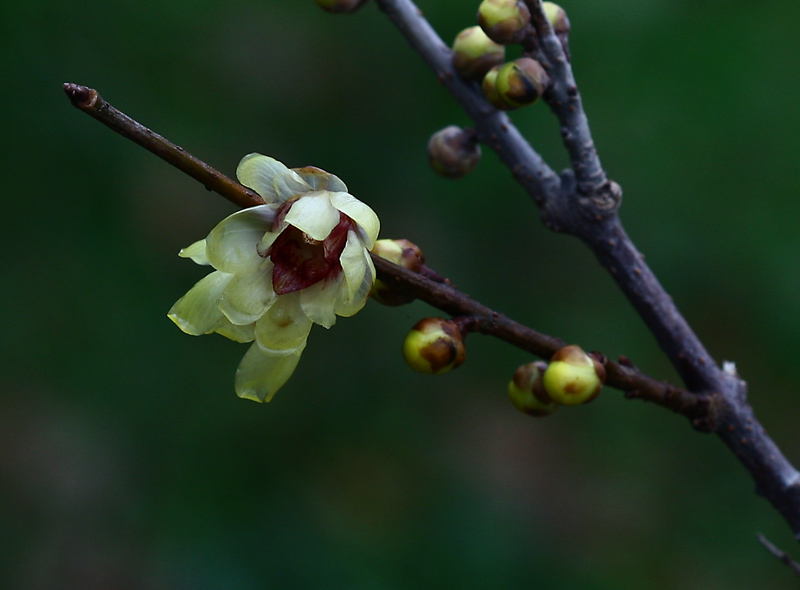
[168,154,380,402]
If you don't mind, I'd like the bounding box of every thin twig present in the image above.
[371,0,800,538]
[62,83,265,209]
[63,82,702,418]
[757,533,800,577]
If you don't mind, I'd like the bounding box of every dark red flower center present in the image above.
[267,205,352,296]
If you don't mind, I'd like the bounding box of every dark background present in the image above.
[2,0,800,588]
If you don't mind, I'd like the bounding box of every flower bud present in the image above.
[477,0,531,45]
[403,318,466,375]
[314,0,368,13]
[451,26,506,81]
[371,239,425,306]
[428,126,482,179]
[481,66,512,110]
[542,345,606,406]
[542,2,570,34]
[495,58,549,108]
[508,361,558,417]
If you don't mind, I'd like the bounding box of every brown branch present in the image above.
[63,82,702,419]
[62,83,264,210]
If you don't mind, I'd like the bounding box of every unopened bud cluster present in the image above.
[509,345,606,416]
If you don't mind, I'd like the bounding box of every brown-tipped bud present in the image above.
[451,26,506,81]
[542,2,570,34]
[403,318,466,375]
[481,66,512,110]
[477,0,531,45]
[428,126,482,179]
[508,361,558,417]
[370,239,425,306]
[314,0,368,13]
[495,58,550,108]
[542,345,606,406]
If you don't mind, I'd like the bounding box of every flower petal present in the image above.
[213,316,255,343]
[235,341,306,402]
[236,153,311,204]
[218,258,277,325]
[299,275,343,328]
[283,193,341,241]
[254,293,313,355]
[256,228,282,258]
[179,240,209,265]
[329,192,380,248]
[339,230,368,303]
[205,205,276,274]
[167,271,233,335]
[292,166,348,193]
[335,251,374,317]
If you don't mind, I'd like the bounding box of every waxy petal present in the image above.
[292,166,348,193]
[329,192,380,248]
[339,230,369,303]
[168,271,233,335]
[283,193,341,241]
[299,275,343,328]
[179,240,209,266]
[254,293,313,355]
[335,252,374,317]
[206,205,276,274]
[213,316,255,343]
[256,228,282,258]
[235,341,306,402]
[236,153,311,204]
[218,258,277,325]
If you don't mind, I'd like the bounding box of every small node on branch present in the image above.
[508,361,558,417]
[543,345,606,405]
[477,0,531,45]
[371,238,425,306]
[314,0,368,13]
[63,83,98,109]
[494,57,550,109]
[451,26,506,81]
[427,126,482,179]
[403,317,467,375]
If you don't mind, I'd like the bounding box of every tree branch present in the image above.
[371,0,800,538]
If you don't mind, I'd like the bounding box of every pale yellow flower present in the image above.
[168,154,379,402]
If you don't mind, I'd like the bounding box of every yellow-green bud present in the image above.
[542,2,570,34]
[428,126,482,179]
[495,57,549,108]
[451,26,506,81]
[481,66,513,110]
[508,361,558,417]
[314,0,368,13]
[477,0,531,45]
[371,239,425,306]
[542,345,606,406]
[403,318,466,375]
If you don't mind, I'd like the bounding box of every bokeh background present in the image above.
[2,0,800,588]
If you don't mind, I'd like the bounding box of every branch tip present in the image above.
[63,83,97,109]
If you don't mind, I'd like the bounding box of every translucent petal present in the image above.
[254,293,313,355]
[167,271,233,335]
[299,275,343,328]
[218,258,276,325]
[205,205,275,274]
[283,193,340,241]
[236,153,311,204]
[235,341,306,403]
[213,316,255,343]
[179,240,209,266]
[329,192,380,248]
[339,230,368,303]
[292,166,348,192]
[334,252,374,317]
[256,228,282,258]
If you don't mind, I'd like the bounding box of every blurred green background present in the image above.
[2,0,799,588]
